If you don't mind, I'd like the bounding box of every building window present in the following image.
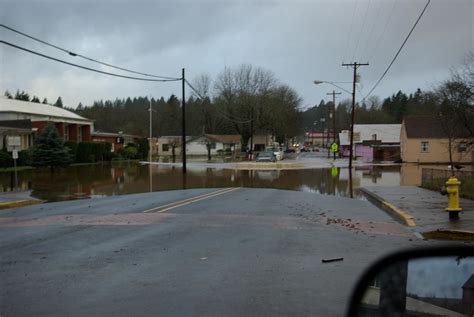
[372,134,377,140]
[162,144,169,152]
[352,132,361,142]
[78,127,82,142]
[420,141,429,153]
[210,142,216,149]
[458,142,468,152]
[64,125,69,141]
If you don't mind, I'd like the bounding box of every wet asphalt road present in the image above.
[0,188,448,316]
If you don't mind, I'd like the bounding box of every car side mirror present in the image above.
[347,246,474,316]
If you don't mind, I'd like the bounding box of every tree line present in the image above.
[4,89,64,108]
[4,58,472,150]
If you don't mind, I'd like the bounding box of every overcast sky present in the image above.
[1,0,472,109]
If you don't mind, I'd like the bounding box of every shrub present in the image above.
[18,149,32,166]
[121,146,138,159]
[74,142,112,163]
[0,150,12,167]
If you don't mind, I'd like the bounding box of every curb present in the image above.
[359,188,416,227]
[422,229,474,240]
[0,199,43,210]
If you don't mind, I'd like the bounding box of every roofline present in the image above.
[1,110,92,122]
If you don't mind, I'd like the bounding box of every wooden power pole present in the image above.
[342,62,368,198]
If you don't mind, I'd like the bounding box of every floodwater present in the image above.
[0,161,406,202]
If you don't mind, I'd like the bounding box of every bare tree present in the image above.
[213,64,280,151]
[168,137,181,163]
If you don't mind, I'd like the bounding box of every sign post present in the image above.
[7,136,21,191]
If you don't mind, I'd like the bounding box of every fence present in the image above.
[421,168,474,199]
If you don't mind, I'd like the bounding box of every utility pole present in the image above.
[149,96,152,163]
[327,90,341,159]
[342,62,369,171]
[181,68,186,174]
[326,104,330,158]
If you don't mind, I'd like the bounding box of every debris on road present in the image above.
[321,257,344,263]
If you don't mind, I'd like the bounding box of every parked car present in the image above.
[267,147,284,160]
[256,151,277,162]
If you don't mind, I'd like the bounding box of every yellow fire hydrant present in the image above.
[445,177,462,219]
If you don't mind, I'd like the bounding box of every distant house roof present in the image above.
[205,134,241,144]
[403,116,471,139]
[463,275,474,289]
[0,97,91,122]
[339,124,401,146]
[92,131,142,139]
[187,134,241,145]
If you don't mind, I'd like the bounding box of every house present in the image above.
[158,134,241,156]
[0,97,94,149]
[339,124,401,161]
[247,134,278,152]
[157,136,192,156]
[91,132,142,152]
[400,116,473,164]
[186,134,241,156]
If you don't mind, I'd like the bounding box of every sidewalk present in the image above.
[0,191,43,210]
[360,186,474,240]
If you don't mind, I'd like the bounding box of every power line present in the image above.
[368,0,399,63]
[361,0,431,103]
[359,0,382,61]
[0,24,180,80]
[1,40,180,82]
[342,0,359,63]
[184,79,253,124]
[351,0,372,62]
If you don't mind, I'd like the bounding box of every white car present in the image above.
[268,147,284,160]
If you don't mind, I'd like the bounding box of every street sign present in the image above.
[331,166,339,177]
[331,143,339,153]
[12,150,18,160]
[7,136,21,152]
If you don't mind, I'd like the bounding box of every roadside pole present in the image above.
[12,149,18,191]
[342,62,368,172]
[149,97,152,163]
[327,90,341,160]
[342,62,368,198]
[181,68,186,174]
[7,136,21,191]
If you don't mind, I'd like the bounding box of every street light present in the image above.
[313,80,352,95]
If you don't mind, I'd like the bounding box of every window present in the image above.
[78,127,82,142]
[64,125,69,141]
[372,134,377,140]
[210,142,216,149]
[352,132,361,142]
[162,144,169,152]
[420,141,429,153]
[458,142,468,152]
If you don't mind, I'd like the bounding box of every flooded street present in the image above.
[0,161,412,202]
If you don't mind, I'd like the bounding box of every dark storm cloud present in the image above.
[1,0,472,108]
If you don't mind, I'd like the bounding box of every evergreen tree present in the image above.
[15,90,30,101]
[4,90,12,99]
[42,98,48,104]
[77,102,84,110]
[31,96,40,103]
[31,123,73,171]
[54,97,63,108]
